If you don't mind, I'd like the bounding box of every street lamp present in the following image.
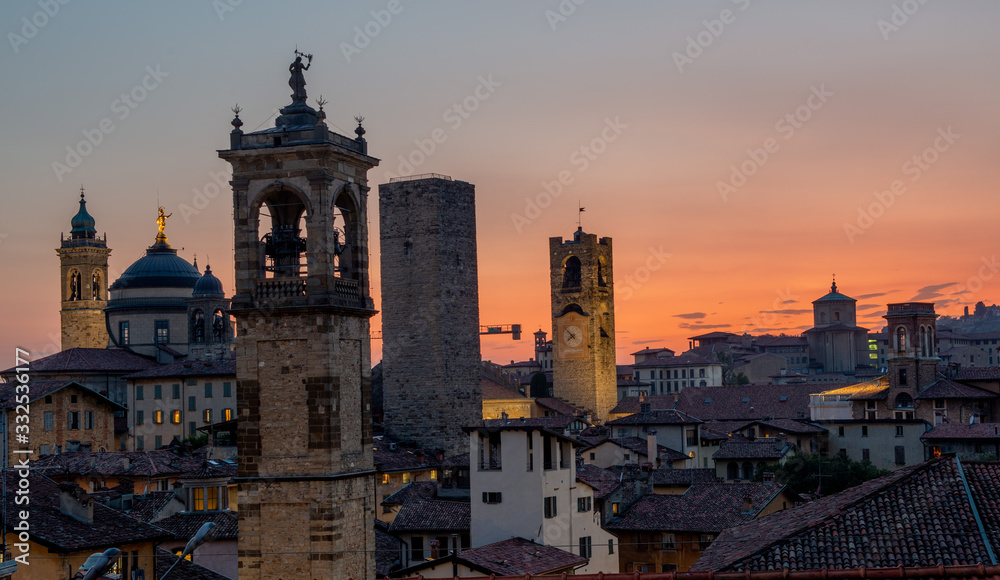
[160,521,216,579]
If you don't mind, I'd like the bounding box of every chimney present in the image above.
[742,494,754,512]
[58,482,94,524]
[762,471,775,483]
[646,431,659,469]
[435,448,445,462]
[66,439,81,453]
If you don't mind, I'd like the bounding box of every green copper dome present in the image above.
[70,192,97,239]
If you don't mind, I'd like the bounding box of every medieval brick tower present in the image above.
[550,227,616,422]
[219,54,378,580]
[57,189,111,350]
[884,302,939,416]
[379,175,481,454]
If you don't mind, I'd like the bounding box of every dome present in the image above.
[70,192,97,238]
[110,241,200,290]
[193,265,225,296]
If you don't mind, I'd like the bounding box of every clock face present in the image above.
[563,325,584,348]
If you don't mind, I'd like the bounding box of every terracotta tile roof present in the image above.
[1,347,156,375]
[457,537,587,576]
[381,481,438,506]
[650,468,720,486]
[814,378,890,401]
[125,358,235,379]
[956,367,1000,381]
[481,378,527,400]
[3,472,171,554]
[31,448,209,479]
[632,352,720,369]
[535,397,585,417]
[692,456,1000,572]
[373,437,443,473]
[575,464,621,499]
[0,379,125,410]
[128,491,180,522]
[607,483,787,533]
[675,384,823,421]
[630,347,676,356]
[441,452,470,468]
[606,409,702,426]
[922,423,1000,440]
[712,438,791,460]
[155,547,230,580]
[154,510,238,541]
[917,377,999,400]
[376,524,402,578]
[689,331,739,340]
[754,418,828,434]
[701,420,755,440]
[481,416,579,430]
[389,498,470,533]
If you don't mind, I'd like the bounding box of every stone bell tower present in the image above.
[57,188,111,350]
[219,52,379,580]
[550,227,616,422]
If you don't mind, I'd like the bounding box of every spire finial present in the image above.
[193,253,198,271]
[80,184,85,199]
[831,274,837,293]
[155,206,172,245]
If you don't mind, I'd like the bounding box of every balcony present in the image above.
[255,278,306,300]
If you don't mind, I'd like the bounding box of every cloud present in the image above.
[631,339,665,345]
[909,283,958,301]
[678,323,731,330]
[781,300,798,304]
[857,304,883,311]
[856,291,897,300]
[760,309,811,315]
[673,312,706,319]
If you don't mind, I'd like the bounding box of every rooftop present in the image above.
[607,483,787,534]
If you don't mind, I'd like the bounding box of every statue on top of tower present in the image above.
[289,50,312,103]
[156,206,172,239]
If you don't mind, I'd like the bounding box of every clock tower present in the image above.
[549,227,616,422]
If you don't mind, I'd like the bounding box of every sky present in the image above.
[1,1,999,366]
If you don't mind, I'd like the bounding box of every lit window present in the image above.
[402,472,411,483]
[155,320,169,344]
[382,474,390,484]
[206,487,219,510]
[223,408,233,421]
[154,411,164,425]
[171,410,181,424]
[119,321,130,345]
[193,487,204,511]
[204,409,212,424]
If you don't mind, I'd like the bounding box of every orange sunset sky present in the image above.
[2,1,999,366]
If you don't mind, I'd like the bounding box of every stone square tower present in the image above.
[884,302,939,416]
[379,175,481,454]
[57,190,111,350]
[549,227,616,422]
[219,54,379,580]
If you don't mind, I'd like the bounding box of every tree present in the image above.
[758,452,889,496]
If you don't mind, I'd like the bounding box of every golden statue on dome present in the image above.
[156,206,172,242]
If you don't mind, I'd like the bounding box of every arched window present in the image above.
[895,392,914,409]
[92,271,102,301]
[257,189,308,279]
[727,462,738,480]
[562,256,582,289]
[896,327,907,352]
[191,310,205,343]
[212,308,227,343]
[597,258,608,287]
[741,462,754,480]
[69,270,82,301]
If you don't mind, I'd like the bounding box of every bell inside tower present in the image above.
[258,191,307,278]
